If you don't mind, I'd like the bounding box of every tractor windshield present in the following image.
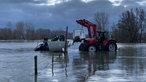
[97,31,110,40]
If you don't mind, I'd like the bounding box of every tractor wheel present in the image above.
[79,44,86,51]
[107,42,117,52]
[88,45,97,52]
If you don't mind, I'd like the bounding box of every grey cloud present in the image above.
[0,0,46,4]
[0,0,145,31]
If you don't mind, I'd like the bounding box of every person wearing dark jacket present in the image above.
[43,38,49,51]
[59,35,65,41]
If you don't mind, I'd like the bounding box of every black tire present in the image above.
[106,42,117,52]
[79,43,87,51]
[88,45,97,52]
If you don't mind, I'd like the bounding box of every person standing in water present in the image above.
[43,38,49,51]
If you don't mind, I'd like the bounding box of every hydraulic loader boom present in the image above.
[76,19,97,38]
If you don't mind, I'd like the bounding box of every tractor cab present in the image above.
[97,31,110,41]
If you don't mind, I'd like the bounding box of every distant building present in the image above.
[73,29,85,39]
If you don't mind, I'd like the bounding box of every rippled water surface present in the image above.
[0,41,146,82]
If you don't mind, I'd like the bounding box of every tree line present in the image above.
[1,7,146,43]
[94,7,146,43]
[112,8,146,43]
[0,22,72,40]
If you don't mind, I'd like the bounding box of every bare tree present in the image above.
[135,8,146,42]
[15,22,25,39]
[94,12,109,31]
[25,22,36,40]
[36,28,51,39]
[0,28,13,40]
[0,21,73,40]
[112,8,146,43]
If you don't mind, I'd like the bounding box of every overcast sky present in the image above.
[0,0,146,31]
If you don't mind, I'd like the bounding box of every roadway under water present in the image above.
[0,41,146,82]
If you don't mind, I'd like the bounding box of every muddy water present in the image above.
[0,41,146,82]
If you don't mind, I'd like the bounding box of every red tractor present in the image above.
[75,19,117,52]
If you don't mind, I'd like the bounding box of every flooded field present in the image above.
[0,41,146,82]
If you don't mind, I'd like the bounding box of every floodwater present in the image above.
[0,41,146,82]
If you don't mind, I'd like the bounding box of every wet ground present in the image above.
[0,41,146,82]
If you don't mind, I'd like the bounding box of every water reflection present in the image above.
[51,53,69,77]
[2,42,146,82]
[34,52,69,82]
[72,51,117,82]
[34,75,37,82]
[118,44,146,77]
[35,43,146,82]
